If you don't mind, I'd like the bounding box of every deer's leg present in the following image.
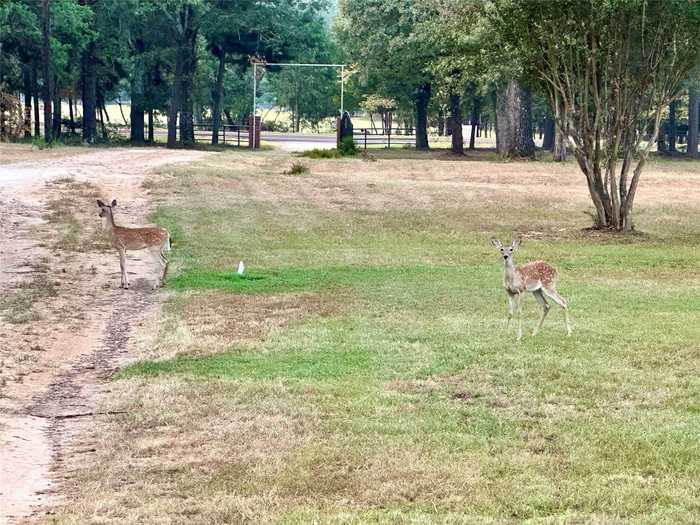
[160,239,169,284]
[148,247,167,289]
[516,292,524,341]
[506,294,515,331]
[159,250,168,285]
[542,287,571,336]
[118,248,128,289]
[532,289,550,336]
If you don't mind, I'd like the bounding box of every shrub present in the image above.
[338,135,358,156]
[283,161,309,175]
[301,148,341,159]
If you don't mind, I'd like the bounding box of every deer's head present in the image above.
[97,199,117,219]
[491,238,520,263]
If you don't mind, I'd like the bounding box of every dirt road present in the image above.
[0,147,209,524]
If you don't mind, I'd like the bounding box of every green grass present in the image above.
[55,150,700,524]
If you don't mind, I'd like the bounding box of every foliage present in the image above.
[493,0,700,231]
[338,134,357,156]
[301,148,342,159]
[335,0,437,109]
[283,160,310,175]
[335,0,439,148]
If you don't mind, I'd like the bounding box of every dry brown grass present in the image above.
[0,143,88,165]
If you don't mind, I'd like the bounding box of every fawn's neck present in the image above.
[503,258,519,290]
[103,210,116,233]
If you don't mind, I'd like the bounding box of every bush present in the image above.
[283,161,309,175]
[301,148,341,159]
[338,135,358,156]
[262,121,291,132]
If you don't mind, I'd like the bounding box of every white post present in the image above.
[252,62,257,149]
[340,65,344,116]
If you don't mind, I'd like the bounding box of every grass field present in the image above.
[52,149,700,523]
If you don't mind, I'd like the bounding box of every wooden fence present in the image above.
[352,127,416,149]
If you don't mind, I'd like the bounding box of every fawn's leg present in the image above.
[516,292,524,341]
[506,293,515,331]
[118,248,129,289]
[542,287,571,336]
[160,238,169,284]
[148,246,167,289]
[532,289,550,336]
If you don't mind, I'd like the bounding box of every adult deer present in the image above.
[491,239,572,341]
[97,199,170,289]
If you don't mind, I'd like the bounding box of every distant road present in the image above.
[262,132,336,151]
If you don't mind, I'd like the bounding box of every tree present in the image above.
[41,0,53,141]
[0,1,41,136]
[495,80,534,157]
[336,0,438,149]
[495,0,700,231]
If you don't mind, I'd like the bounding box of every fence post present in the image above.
[222,125,226,145]
[248,116,261,149]
[364,129,367,150]
[387,127,391,149]
[237,127,240,147]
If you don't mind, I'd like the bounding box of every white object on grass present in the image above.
[237,260,245,275]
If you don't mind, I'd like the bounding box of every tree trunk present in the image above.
[496,80,534,158]
[167,45,182,149]
[437,108,445,137]
[668,100,677,152]
[68,95,75,133]
[688,88,699,158]
[52,84,61,138]
[516,87,535,157]
[130,46,145,144]
[148,109,154,142]
[98,102,107,140]
[495,84,515,155]
[469,96,480,150]
[179,14,197,147]
[41,0,52,142]
[542,113,555,150]
[81,42,97,143]
[553,125,567,161]
[211,49,225,145]
[22,65,32,138]
[167,8,192,149]
[32,63,40,137]
[414,82,431,150]
[448,94,463,154]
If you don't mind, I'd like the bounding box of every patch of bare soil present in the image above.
[0,147,209,524]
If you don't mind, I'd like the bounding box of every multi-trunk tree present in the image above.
[495,0,700,231]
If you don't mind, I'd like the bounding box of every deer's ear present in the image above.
[511,239,521,249]
[97,199,105,207]
[111,199,117,207]
[491,238,503,248]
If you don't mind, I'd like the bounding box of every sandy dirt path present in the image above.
[0,147,209,524]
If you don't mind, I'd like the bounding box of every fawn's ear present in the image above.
[111,199,117,207]
[511,239,521,249]
[97,199,105,207]
[491,238,503,248]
